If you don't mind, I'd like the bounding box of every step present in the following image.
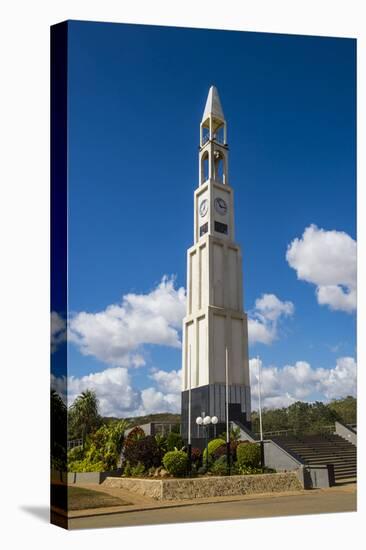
[298,450,354,453]
[301,454,357,459]
[301,455,357,460]
[305,459,357,464]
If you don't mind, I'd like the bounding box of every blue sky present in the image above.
[51,21,356,416]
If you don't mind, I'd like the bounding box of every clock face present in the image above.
[199,199,208,217]
[214,197,228,216]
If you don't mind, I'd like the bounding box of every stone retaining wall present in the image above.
[104,472,303,501]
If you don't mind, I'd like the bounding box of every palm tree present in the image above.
[69,389,101,446]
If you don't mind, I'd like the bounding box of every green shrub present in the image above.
[162,450,188,477]
[68,459,105,472]
[202,438,225,462]
[66,420,130,473]
[219,426,241,442]
[130,462,145,477]
[155,433,168,454]
[236,443,261,468]
[67,445,84,462]
[210,455,230,476]
[236,464,263,475]
[212,441,239,461]
[166,431,184,452]
[123,435,161,468]
[122,460,132,477]
[191,447,202,464]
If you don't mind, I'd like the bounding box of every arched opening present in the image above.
[214,151,226,184]
[213,123,225,144]
[201,151,209,184]
[201,125,210,145]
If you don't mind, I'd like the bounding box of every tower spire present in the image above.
[202,85,225,122]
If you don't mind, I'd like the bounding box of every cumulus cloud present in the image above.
[150,368,182,394]
[69,276,186,368]
[248,294,294,345]
[286,225,356,313]
[249,356,357,410]
[52,368,139,416]
[51,367,183,417]
[51,311,67,353]
[141,387,180,415]
[140,368,182,414]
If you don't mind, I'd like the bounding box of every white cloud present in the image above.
[51,311,66,353]
[320,356,357,400]
[248,293,294,345]
[249,356,357,410]
[286,225,356,313]
[52,353,356,417]
[316,285,356,313]
[69,276,186,368]
[150,368,182,394]
[140,368,182,414]
[141,387,181,415]
[51,367,183,417]
[52,367,140,417]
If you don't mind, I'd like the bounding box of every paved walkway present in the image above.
[61,481,356,530]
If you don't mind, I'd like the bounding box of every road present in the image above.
[68,484,356,530]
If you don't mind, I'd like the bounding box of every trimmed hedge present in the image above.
[236,442,261,468]
[202,438,226,462]
[162,450,188,477]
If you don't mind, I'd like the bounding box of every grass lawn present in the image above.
[68,486,131,511]
[51,484,131,511]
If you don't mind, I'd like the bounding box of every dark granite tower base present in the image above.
[181,383,251,449]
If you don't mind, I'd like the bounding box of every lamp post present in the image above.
[203,415,211,471]
[196,414,203,437]
[211,415,218,438]
[196,414,218,472]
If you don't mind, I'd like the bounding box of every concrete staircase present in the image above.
[271,433,357,483]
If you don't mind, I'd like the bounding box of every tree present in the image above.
[328,396,357,425]
[68,419,131,472]
[250,397,357,435]
[308,401,340,432]
[51,389,67,470]
[68,389,101,444]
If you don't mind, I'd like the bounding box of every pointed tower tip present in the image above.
[202,85,225,122]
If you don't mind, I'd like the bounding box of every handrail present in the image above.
[255,425,335,437]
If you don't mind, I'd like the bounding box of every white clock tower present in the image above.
[181,86,251,442]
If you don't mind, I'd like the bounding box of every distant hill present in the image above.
[102,412,181,428]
